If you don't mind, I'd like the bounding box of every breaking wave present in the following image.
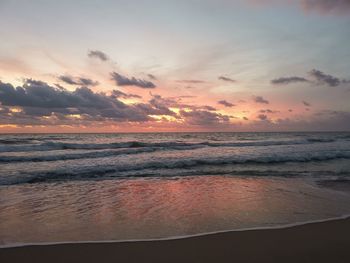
[0,138,339,153]
[2,149,350,185]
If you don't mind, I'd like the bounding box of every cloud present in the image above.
[58,75,99,87]
[302,100,311,107]
[111,90,142,99]
[176,95,197,99]
[176,80,206,84]
[257,114,268,121]
[111,72,156,89]
[271,76,309,85]
[147,94,214,113]
[147,95,178,116]
[271,69,349,87]
[180,109,231,126]
[300,0,350,15]
[309,69,341,87]
[201,105,217,111]
[135,103,177,117]
[218,76,236,83]
[259,109,279,113]
[253,96,269,104]
[0,79,179,126]
[147,74,157,80]
[87,50,109,61]
[218,100,235,107]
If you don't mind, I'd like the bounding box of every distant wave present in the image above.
[306,138,335,143]
[2,150,350,185]
[0,139,36,145]
[0,138,340,153]
[0,148,158,163]
[0,145,205,163]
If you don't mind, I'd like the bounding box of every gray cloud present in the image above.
[111,90,142,99]
[147,95,178,116]
[302,100,311,107]
[271,69,349,87]
[0,79,180,125]
[259,109,280,113]
[87,50,109,61]
[201,105,217,111]
[254,96,269,104]
[180,109,231,126]
[218,100,235,107]
[0,79,81,109]
[147,94,213,112]
[218,76,236,83]
[309,69,341,87]
[135,103,177,117]
[257,114,268,121]
[111,72,156,89]
[147,74,157,80]
[59,75,99,87]
[176,80,206,84]
[271,76,309,85]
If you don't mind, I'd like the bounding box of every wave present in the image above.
[306,138,335,143]
[0,137,340,153]
[2,150,350,185]
[0,148,159,163]
[0,144,203,163]
[0,139,36,145]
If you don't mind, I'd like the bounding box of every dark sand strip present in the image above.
[1,218,350,263]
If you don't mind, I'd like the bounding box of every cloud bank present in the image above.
[0,79,157,124]
[0,79,234,128]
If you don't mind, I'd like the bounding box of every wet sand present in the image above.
[1,217,349,263]
[318,179,350,193]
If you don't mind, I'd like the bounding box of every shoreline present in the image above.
[1,217,350,263]
[1,214,350,249]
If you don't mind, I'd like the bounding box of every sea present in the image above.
[1,132,350,247]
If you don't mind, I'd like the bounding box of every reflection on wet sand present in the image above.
[1,176,350,246]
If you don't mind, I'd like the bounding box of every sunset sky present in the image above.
[0,0,349,132]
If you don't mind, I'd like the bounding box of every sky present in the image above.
[0,0,350,132]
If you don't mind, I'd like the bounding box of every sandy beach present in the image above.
[1,217,349,263]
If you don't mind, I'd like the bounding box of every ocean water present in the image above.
[1,132,350,246]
